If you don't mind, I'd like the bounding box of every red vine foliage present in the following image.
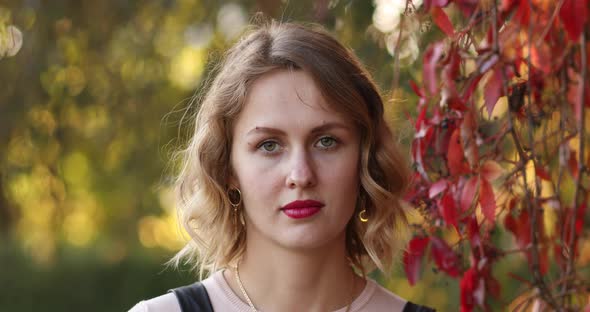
[400,0,590,310]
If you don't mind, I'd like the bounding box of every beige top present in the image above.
[128,270,408,312]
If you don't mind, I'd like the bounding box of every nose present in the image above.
[285,149,316,189]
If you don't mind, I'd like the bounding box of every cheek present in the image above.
[232,153,283,205]
[320,153,360,203]
[329,164,358,189]
[324,147,360,183]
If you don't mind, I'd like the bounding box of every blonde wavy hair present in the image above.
[170,21,411,278]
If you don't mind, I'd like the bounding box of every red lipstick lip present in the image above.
[281,200,324,219]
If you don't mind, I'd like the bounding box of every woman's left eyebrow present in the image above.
[310,122,351,134]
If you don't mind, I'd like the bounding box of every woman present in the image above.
[130,21,434,312]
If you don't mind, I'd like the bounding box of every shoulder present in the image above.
[364,281,436,312]
[127,293,181,312]
[366,279,408,309]
[127,272,222,312]
[348,278,407,312]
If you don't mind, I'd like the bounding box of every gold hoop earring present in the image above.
[233,206,246,227]
[228,188,246,226]
[228,188,242,207]
[359,209,369,223]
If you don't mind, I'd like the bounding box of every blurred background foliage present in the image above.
[0,0,532,311]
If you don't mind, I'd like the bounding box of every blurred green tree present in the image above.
[2,1,441,311]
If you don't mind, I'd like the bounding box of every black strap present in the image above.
[169,282,431,312]
[169,282,214,312]
[403,301,436,312]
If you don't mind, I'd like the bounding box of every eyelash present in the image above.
[256,136,339,154]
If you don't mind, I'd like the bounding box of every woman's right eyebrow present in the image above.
[246,126,285,136]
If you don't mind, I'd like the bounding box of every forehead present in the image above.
[248,69,330,110]
[237,69,349,125]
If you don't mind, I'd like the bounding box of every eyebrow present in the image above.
[246,122,352,136]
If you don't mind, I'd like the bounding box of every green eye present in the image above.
[317,137,336,148]
[261,141,278,152]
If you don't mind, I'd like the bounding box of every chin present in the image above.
[272,228,347,252]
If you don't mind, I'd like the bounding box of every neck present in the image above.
[224,233,365,312]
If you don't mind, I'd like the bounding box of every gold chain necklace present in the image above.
[234,261,259,312]
[233,261,355,312]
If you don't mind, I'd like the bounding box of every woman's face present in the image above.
[230,69,361,251]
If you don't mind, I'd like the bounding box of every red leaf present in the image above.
[460,113,479,168]
[430,237,461,277]
[505,209,531,249]
[410,80,424,98]
[504,214,518,241]
[460,268,478,312]
[415,105,427,131]
[576,203,587,235]
[506,197,518,212]
[480,160,503,181]
[432,7,455,37]
[448,129,470,176]
[514,0,530,26]
[535,166,551,181]
[466,217,481,247]
[429,179,448,198]
[565,204,588,248]
[448,95,468,111]
[484,69,503,118]
[461,75,483,102]
[562,205,585,260]
[500,0,518,12]
[539,246,549,275]
[486,274,501,299]
[412,145,426,179]
[444,48,461,81]
[455,0,478,17]
[560,0,588,41]
[446,47,463,83]
[403,236,430,286]
[439,192,459,228]
[424,0,450,11]
[506,208,544,274]
[436,117,455,155]
[479,178,496,223]
[423,42,445,95]
[531,43,552,75]
[461,176,479,212]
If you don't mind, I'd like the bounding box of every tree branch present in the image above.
[523,1,561,309]
[391,0,411,91]
[491,0,561,309]
[563,26,587,305]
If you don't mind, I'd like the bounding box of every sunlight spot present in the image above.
[64,209,97,246]
[63,152,90,186]
[168,46,205,90]
[373,0,403,33]
[217,3,246,39]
